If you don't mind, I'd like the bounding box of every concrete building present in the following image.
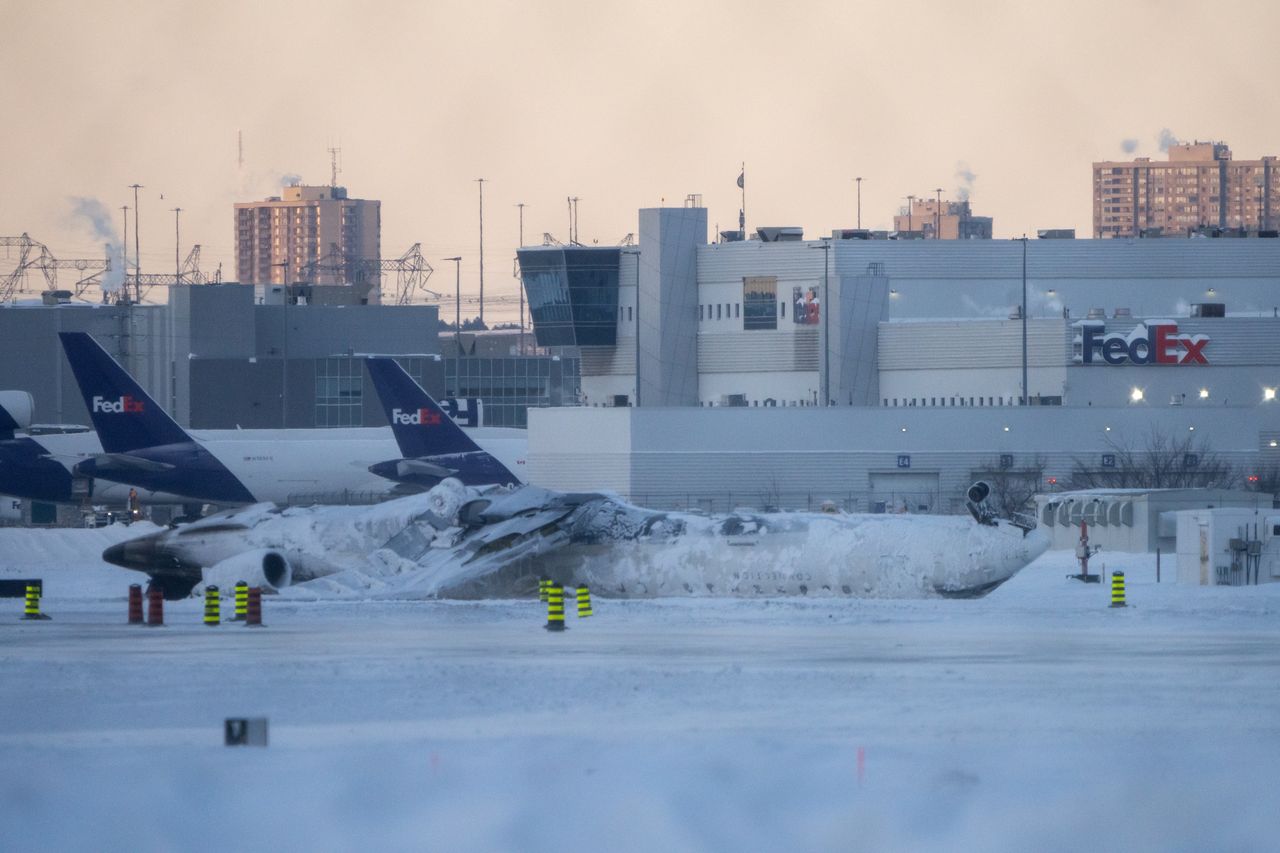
[546,224,1280,411]
[0,284,438,430]
[1093,142,1280,238]
[514,205,1280,514]
[234,184,381,299]
[892,198,992,240]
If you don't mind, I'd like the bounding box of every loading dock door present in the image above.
[870,472,940,513]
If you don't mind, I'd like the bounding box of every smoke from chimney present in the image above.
[954,162,977,202]
[1121,138,1139,154]
[67,196,124,291]
[1158,128,1181,152]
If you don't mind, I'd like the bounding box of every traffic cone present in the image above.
[127,584,144,624]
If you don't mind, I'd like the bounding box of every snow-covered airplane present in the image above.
[103,404,1048,600]
[54,332,526,506]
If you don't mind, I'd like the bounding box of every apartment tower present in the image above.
[1093,142,1279,238]
[235,184,381,295]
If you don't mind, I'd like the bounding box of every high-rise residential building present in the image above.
[234,184,381,295]
[1093,142,1279,238]
[892,198,992,239]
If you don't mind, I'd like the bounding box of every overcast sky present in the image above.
[5,0,1279,320]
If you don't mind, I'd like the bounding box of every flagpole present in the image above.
[738,161,746,238]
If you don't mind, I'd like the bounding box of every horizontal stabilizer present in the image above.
[76,453,177,475]
[396,458,458,480]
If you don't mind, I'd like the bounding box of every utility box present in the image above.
[1175,508,1280,586]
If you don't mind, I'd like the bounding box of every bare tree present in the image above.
[972,454,1046,516]
[1068,427,1234,490]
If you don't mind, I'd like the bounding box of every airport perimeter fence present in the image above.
[623,491,963,516]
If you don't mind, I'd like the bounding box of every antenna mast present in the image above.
[328,146,341,188]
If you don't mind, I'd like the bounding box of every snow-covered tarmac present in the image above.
[2,524,1279,852]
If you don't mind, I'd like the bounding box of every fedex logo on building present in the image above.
[91,395,145,414]
[1077,322,1209,366]
[391,407,442,426]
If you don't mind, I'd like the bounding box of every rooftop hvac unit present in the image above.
[1114,307,1132,318]
[720,394,747,407]
[832,229,872,240]
[719,230,745,242]
[755,226,804,242]
[611,394,630,408]
[1009,306,1023,320]
[1036,229,1076,239]
[1191,302,1225,318]
[1086,307,1106,319]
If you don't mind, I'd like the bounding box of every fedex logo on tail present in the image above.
[92,395,145,414]
[1077,322,1209,366]
[391,407,442,426]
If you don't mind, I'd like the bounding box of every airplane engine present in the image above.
[202,548,294,592]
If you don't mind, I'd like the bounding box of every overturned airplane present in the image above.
[104,478,1049,600]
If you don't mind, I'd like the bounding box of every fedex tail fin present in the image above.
[365,358,520,488]
[366,358,484,458]
[58,332,191,452]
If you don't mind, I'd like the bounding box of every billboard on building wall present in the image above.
[743,276,778,330]
[792,285,820,326]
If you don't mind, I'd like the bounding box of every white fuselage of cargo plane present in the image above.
[2,427,528,506]
[180,427,527,504]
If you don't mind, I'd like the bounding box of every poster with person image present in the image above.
[793,286,820,325]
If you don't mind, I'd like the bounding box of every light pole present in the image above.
[272,259,291,427]
[172,207,182,284]
[855,177,863,230]
[129,183,143,303]
[809,238,832,405]
[476,178,486,326]
[516,202,526,354]
[1019,235,1029,405]
[445,257,462,353]
[622,249,641,406]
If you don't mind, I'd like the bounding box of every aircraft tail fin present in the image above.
[58,332,192,452]
[365,358,484,458]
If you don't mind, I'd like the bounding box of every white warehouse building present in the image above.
[517,205,1280,512]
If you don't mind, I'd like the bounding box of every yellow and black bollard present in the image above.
[22,583,50,621]
[232,581,249,621]
[204,585,221,626]
[545,582,566,632]
[576,585,593,618]
[539,577,550,602]
[1110,571,1127,608]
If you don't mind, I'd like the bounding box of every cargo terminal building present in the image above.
[517,207,1280,513]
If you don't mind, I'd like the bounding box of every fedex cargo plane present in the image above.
[54,332,525,506]
[1,390,193,505]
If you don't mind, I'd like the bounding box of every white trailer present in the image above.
[1175,508,1280,586]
